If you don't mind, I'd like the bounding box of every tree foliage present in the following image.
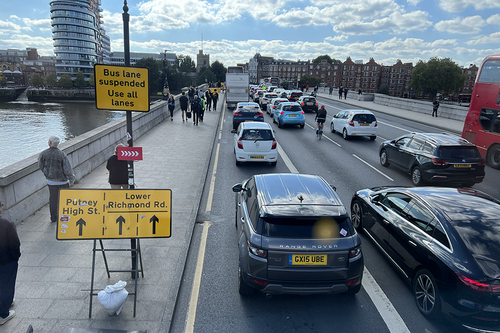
[378,83,389,95]
[88,73,95,87]
[30,73,44,87]
[45,73,57,87]
[210,60,226,83]
[0,73,6,85]
[196,67,217,86]
[178,55,196,73]
[312,55,342,64]
[298,74,322,87]
[409,57,466,99]
[74,70,88,88]
[58,74,73,88]
[135,57,163,93]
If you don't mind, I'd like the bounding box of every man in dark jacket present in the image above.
[179,91,189,122]
[0,200,20,325]
[212,91,219,111]
[106,144,128,189]
[38,136,75,223]
[191,95,201,126]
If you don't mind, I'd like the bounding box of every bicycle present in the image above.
[316,120,325,140]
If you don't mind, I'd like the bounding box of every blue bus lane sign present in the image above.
[57,189,171,240]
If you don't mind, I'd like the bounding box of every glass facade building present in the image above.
[50,0,108,79]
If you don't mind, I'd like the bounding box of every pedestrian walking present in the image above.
[106,144,128,189]
[432,99,440,117]
[0,199,20,326]
[188,86,195,104]
[205,90,212,111]
[306,85,309,92]
[338,87,343,99]
[179,91,189,122]
[358,89,362,101]
[199,95,206,122]
[329,86,333,95]
[212,91,219,111]
[38,136,75,223]
[191,95,201,126]
[168,95,175,121]
[344,88,348,99]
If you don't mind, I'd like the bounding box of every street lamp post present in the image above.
[163,50,170,100]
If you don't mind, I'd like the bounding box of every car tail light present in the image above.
[253,279,268,286]
[301,102,305,106]
[315,102,318,106]
[257,112,263,117]
[349,247,361,258]
[374,121,378,127]
[346,279,358,286]
[234,112,243,117]
[280,111,284,114]
[248,242,267,258]
[271,137,277,149]
[458,274,495,293]
[237,138,243,149]
[301,111,304,114]
[478,159,486,166]
[348,120,354,126]
[432,158,448,166]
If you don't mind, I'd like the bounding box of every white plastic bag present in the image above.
[97,280,128,315]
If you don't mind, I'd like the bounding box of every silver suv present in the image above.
[232,173,364,297]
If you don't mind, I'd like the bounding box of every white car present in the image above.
[330,109,378,140]
[259,92,278,111]
[267,97,289,115]
[233,122,278,166]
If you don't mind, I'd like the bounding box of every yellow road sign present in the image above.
[94,64,150,112]
[57,189,171,240]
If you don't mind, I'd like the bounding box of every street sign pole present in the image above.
[122,0,136,278]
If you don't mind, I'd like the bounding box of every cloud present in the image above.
[438,0,500,12]
[434,16,486,34]
[487,14,500,25]
[325,35,349,42]
[333,10,431,35]
[407,0,421,4]
[466,31,500,45]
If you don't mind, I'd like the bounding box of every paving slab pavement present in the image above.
[1,101,222,333]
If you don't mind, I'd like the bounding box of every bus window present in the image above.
[479,109,495,131]
[477,59,500,84]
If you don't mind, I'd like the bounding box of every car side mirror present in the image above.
[329,184,337,191]
[231,129,236,134]
[370,195,380,205]
[232,184,243,192]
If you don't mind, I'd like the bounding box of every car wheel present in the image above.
[380,149,390,167]
[412,166,424,186]
[343,128,349,140]
[351,200,363,232]
[345,283,362,295]
[235,159,241,166]
[300,123,305,128]
[273,116,276,124]
[413,269,441,318]
[271,161,277,167]
[330,122,335,133]
[238,263,255,296]
[278,121,283,128]
[370,136,376,141]
[487,144,500,169]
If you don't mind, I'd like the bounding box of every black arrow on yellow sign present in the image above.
[150,215,159,234]
[116,216,126,235]
[76,218,86,236]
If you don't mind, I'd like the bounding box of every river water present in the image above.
[0,99,125,169]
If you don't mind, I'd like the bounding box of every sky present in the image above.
[0,0,500,68]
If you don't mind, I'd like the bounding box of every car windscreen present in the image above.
[352,114,376,123]
[261,217,352,238]
[238,106,260,113]
[291,92,303,97]
[302,98,315,103]
[438,146,481,159]
[242,129,273,140]
[283,105,302,112]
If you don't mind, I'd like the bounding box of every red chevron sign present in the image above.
[117,146,143,161]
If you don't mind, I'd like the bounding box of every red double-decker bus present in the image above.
[462,55,500,169]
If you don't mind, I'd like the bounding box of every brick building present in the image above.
[381,60,413,97]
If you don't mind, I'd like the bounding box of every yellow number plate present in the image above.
[289,114,297,117]
[454,164,471,168]
[289,254,327,266]
[250,155,264,159]
[360,123,370,126]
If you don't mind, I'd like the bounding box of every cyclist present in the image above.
[315,105,327,134]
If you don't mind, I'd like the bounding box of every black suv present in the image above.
[379,132,486,186]
[298,96,318,113]
[232,173,363,297]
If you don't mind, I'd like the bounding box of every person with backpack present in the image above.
[179,92,189,122]
[191,95,201,126]
[212,91,219,111]
[205,90,212,111]
[199,95,206,122]
[432,99,440,117]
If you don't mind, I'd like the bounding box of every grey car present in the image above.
[232,173,364,297]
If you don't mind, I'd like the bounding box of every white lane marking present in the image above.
[281,146,406,333]
[185,221,212,333]
[205,143,220,212]
[278,143,299,173]
[362,268,411,333]
[352,154,394,181]
[305,123,341,147]
[377,120,411,132]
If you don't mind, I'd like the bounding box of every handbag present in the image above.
[187,111,192,118]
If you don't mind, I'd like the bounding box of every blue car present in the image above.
[232,102,264,130]
[273,102,305,128]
